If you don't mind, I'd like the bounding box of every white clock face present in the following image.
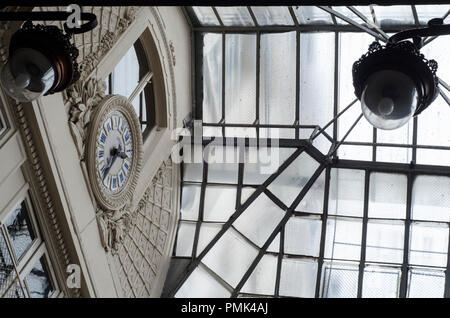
[96,110,133,195]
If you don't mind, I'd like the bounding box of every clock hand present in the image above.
[103,148,119,181]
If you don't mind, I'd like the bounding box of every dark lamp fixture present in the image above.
[352,18,450,130]
[0,10,97,102]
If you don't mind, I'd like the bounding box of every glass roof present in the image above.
[165,5,450,299]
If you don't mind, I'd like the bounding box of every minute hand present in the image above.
[103,153,118,181]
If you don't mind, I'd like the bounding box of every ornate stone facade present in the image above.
[113,158,176,297]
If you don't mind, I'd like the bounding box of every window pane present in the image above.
[296,170,325,214]
[176,264,231,298]
[293,6,333,24]
[251,6,294,25]
[234,193,284,248]
[192,7,220,26]
[242,254,277,295]
[111,45,140,98]
[197,223,222,256]
[268,152,320,207]
[175,221,196,257]
[369,173,407,219]
[366,220,404,264]
[203,33,222,123]
[0,232,14,295]
[412,175,450,222]
[300,33,335,137]
[259,32,296,125]
[285,217,321,257]
[321,262,359,298]
[409,222,448,267]
[206,146,239,184]
[415,5,450,25]
[325,217,362,261]
[180,184,201,221]
[216,7,254,26]
[376,121,413,163]
[362,266,401,298]
[407,268,445,298]
[204,186,236,222]
[372,5,414,26]
[279,258,317,298]
[25,256,54,298]
[225,34,256,124]
[329,169,365,217]
[203,228,259,287]
[5,201,36,260]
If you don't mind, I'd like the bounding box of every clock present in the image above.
[86,95,143,210]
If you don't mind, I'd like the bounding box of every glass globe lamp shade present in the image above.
[361,69,419,130]
[1,47,56,102]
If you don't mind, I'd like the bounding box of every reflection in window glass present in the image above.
[25,257,53,298]
[111,45,140,99]
[5,201,36,260]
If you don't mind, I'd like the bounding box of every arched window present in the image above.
[106,38,156,137]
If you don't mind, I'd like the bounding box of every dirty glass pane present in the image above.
[259,32,296,125]
[225,34,256,124]
[293,6,333,24]
[368,173,407,219]
[321,261,359,298]
[328,169,365,217]
[268,152,320,207]
[251,6,294,25]
[415,5,450,24]
[203,33,222,124]
[409,222,448,267]
[192,7,220,26]
[411,175,450,222]
[242,254,277,295]
[203,228,259,287]
[372,5,414,26]
[285,217,322,257]
[279,258,318,298]
[216,7,254,26]
[234,193,284,248]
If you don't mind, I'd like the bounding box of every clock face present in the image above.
[95,110,134,195]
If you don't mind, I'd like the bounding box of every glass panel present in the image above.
[331,6,371,24]
[329,169,365,217]
[267,152,320,207]
[296,170,325,214]
[180,184,201,221]
[203,33,222,124]
[25,256,54,298]
[203,228,259,287]
[243,147,296,185]
[204,185,236,222]
[175,221,196,257]
[338,145,372,161]
[366,220,404,264]
[4,279,24,298]
[368,173,407,219]
[267,233,279,253]
[407,268,445,298]
[225,34,256,124]
[192,7,220,26]
[234,193,285,248]
[362,266,401,298]
[376,146,413,164]
[215,7,254,26]
[412,175,450,222]
[251,6,294,25]
[206,146,239,184]
[279,258,318,298]
[5,201,36,260]
[416,149,450,166]
[224,127,256,138]
[409,222,448,267]
[293,6,333,24]
[175,264,231,298]
[376,121,413,163]
[241,254,277,295]
[338,33,374,146]
[183,163,203,183]
[259,32,296,125]
[111,45,140,98]
[285,216,321,257]
[325,217,362,261]
[197,223,222,256]
[321,261,359,298]
[259,128,296,139]
[372,5,414,26]
[415,5,450,25]
[0,232,14,295]
[299,33,335,137]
